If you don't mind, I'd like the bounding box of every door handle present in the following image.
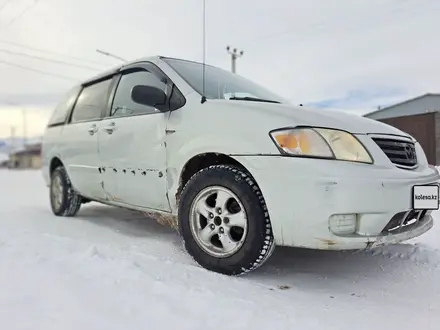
[88,125,98,135]
[102,122,116,134]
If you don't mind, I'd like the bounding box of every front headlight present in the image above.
[269,127,373,164]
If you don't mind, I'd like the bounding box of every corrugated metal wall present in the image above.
[378,112,437,165]
[365,94,440,120]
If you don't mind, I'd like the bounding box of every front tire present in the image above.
[178,165,275,276]
[50,166,82,217]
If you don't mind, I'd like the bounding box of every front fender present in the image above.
[165,132,277,213]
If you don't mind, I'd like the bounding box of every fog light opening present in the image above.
[329,214,358,235]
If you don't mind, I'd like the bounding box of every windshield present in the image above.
[162,58,289,104]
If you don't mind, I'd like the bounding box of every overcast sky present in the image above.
[0,0,439,138]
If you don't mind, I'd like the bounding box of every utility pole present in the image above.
[3,100,27,147]
[226,46,244,73]
[96,49,127,62]
[22,107,27,146]
[9,126,16,156]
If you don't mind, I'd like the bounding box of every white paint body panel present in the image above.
[98,113,170,211]
[41,56,440,251]
[44,121,106,200]
[233,153,438,249]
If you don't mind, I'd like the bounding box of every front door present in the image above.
[98,68,170,211]
[60,78,113,200]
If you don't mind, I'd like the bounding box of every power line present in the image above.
[0,59,80,81]
[0,39,110,67]
[0,47,102,71]
[187,5,379,61]
[3,0,40,29]
[189,0,419,62]
[0,0,14,15]
[234,0,418,48]
[203,0,423,64]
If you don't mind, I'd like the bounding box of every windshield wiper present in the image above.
[228,96,281,104]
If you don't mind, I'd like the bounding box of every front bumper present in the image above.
[233,155,439,250]
[369,211,433,248]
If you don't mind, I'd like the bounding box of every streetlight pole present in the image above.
[96,49,127,62]
[226,46,244,73]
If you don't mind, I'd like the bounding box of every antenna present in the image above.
[200,0,207,104]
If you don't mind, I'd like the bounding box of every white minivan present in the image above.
[42,56,440,275]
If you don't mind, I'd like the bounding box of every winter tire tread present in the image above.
[178,164,275,276]
[50,166,82,217]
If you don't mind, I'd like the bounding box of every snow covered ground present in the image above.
[0,170,439,330]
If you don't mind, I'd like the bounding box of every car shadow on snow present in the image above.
[75,204,188,260]
[77,204,176,239]
[76,204,440,292]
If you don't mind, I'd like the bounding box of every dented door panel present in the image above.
[98,113,170,211]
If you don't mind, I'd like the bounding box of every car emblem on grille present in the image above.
[404,144,416,161]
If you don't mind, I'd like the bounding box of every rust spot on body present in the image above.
[142,211,178,230]
[318,238,337,248]
[110,196,124,203]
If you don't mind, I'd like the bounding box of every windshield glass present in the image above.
[163,58,289,104]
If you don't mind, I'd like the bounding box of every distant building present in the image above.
[364,93,440,165]
[8,143,42,169]
[0,152,8,168]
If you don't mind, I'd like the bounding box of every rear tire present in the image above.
[50,166,82,217]
[178,164,275,276]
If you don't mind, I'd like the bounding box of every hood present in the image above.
[212,100,411,138]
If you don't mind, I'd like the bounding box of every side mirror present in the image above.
[131,85,166,109]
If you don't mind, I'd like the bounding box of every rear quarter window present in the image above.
[47,86,81,127]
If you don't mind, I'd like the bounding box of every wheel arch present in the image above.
[49,156,64,176]
[175,152,259,206]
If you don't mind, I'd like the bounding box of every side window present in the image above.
[71,78,112,123]
[47,86,81,126]
[111,70,167,118]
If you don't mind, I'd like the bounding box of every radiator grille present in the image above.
[372,138,417,168]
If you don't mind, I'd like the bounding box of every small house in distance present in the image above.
[8,143,42,169]
[364,93,440,165]
[0,153,8,168]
